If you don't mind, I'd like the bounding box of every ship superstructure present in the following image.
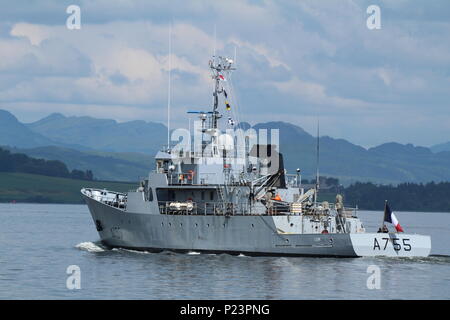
[81,55,431,257]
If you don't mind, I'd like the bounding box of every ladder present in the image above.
[216,186,226,214]
[217,186,225,202]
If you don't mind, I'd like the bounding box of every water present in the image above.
[0,203,449,299]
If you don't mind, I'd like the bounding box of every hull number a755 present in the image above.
[373,237,411,251]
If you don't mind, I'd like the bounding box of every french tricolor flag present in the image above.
[384,202,404,232]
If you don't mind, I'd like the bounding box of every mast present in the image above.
[212,69,220,129]
[167,23,172,151]
[315,119,320,204]
[208,56,235,155]
[209,56,234,128]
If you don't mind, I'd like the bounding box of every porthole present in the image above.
[251,224,255,228]
[195,223,198,227]
[290,223,294,227]
[161,222,164,226]
[207,223,210,227]
[223,223,226,228]
[285,238,289,243]
[168,222,172,227]
[180,223,183,227]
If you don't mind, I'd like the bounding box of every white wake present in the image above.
[76,242,105,253]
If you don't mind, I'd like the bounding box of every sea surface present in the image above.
[0,203,449,299]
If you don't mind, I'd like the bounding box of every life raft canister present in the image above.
[272,194,282,201]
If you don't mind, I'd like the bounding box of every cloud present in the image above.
[0,20,216,108]
[10,22,52,45]
[0,0,449,147]
[272,76,372,112]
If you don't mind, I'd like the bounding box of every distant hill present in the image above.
[0,110,89,150]
[344,181,450,212]
[2,109,450,185]
[0,110,59,148]
[0,172,136,204]
[3,146,152,182]
[0,147,93,181]
[431,141,450,153]
[26,112,166,154]
[254,121,450,185]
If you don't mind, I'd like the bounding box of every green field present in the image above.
[0,172,137,204]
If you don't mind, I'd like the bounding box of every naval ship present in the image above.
[81,55,431,257]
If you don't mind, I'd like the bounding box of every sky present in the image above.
[0,0,449,148]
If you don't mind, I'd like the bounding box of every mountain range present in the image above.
[1,108,449,185]
[26,112,166,154]
[430,141,450,153]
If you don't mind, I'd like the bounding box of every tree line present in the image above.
[306,175,449,212]
[0,147,94,181]
[343,181,450,212]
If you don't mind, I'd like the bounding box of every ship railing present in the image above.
[173,150,248,159]
[291,201,358,217]
[285,174,300,187]
[341,206,358,217]
[166,172,217,185]
[156,200,359,216]
[325,203,358,217]
[158,201,297,216]
[82,188,127,209]
[267,205,296,215]
[158,201,255,216]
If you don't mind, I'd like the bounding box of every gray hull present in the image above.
[83,194,358,257]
